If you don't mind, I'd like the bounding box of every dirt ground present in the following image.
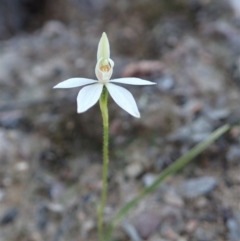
[1,0,240,240]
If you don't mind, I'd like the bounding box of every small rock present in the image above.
[195,197,208,208]
[191,117,212,137]
[42,21,67,38]
[47,203,64,213]
[194,226,217,241]
[0,189,5,202]
[227,145,240,163]
[36,204,48,231]
[122,60,163,77]
[188,58,225,93]
[125,163,143,178]
[14,161,29,172]
[167,126,191,142]
[229,0,240,17]
[230,126,240,138]
[0,208,18,226]
[82,219,95,233]
[227,218,240,241]
[148,235,169,241]
[178,176,217,198]
[0,110,26,129]
[142,173,157,187]
[121,219,142,241]
[206,109,230,120]
[163,190,184,207]
[133,210,161,239]
[183,99,203,115]
[157,75,175,91]
[155,155,172,171]
[185,220,198,233]
[168,116,213,142]
[228,170,240,184]
[161,227,180,241]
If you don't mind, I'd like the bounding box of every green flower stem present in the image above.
[98,86,109,241]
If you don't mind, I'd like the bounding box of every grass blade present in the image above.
[105,124,230,240]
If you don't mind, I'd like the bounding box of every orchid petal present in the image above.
[97,32,110,61]
[77,83,103,113]
[110,77,155,85]
[53,78,97,88]
[106,83,140,118]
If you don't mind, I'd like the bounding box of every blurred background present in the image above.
[1,0,240,240]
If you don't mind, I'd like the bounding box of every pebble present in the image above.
[47,203,64,213]
[42,21,67,38]
[142,173,157,187]
[0,189,5,202]
[82,219,95,233]
[125,163,143,178]
[194,226,216,241]
[183,99,203,115]
[195,197,208,208]
[163,189,184,207]
[178,176,217,198]
[121,219,142,241]
[227,145,240,163]
[227,217,240,241]
[206,109,230,120]
[167,126,191,142]
[14,161,29,172]
[168,115,213,142]
[157,75,175,91]
[155,155,172,171]
[133,209,161,239]
[185,220,198,233]
[36,204,48,231]
[0,208,18,226]
[191,117,212,136]
[229,0,240,17]
[148,235,169,241]
[160,226,180,241]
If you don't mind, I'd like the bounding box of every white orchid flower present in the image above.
[54,32,155,118]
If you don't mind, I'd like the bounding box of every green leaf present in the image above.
[105,124,230,240]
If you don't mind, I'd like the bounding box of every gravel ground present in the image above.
[0,0,240,240]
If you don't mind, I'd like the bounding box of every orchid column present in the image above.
[53,32,155,240]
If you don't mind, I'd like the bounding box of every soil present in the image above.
[0,0,240,240]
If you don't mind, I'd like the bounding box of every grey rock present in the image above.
[229,0,240,18]
[227,215,240,241]
[167,126,191,142]
[0,208,18,226]
[121,219,142,241]
[191,117,212,135]
[163,189,184,207]
[178,176,217,198]
[0,189,5,202]
[227,145,240,163]
[190,116,213,141]
[133,210,161,239]
[194,227,217,241]
[125,163,143,178]
[157,75,175,91]
[142,173,157,187]
[148,235,169,241]
[36,203,49,231]
[168,117,213,142]
[206,109,230,121]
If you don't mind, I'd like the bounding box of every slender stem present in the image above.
[98,87,109,241]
